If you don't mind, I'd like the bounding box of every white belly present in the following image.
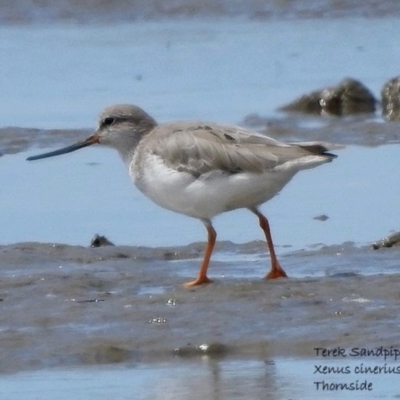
[130,154,296,220]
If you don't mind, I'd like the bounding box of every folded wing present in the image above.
[148,122,336,177]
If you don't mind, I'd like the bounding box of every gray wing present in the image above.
[147,122,332,177]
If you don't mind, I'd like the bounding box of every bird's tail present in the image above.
[294,141,344,158]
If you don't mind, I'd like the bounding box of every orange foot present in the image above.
[264,267,288,279]
[183,276,214,287]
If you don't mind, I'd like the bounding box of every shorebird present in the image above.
[27,104,337,286]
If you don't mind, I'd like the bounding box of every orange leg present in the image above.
[184,222,216,287]
[252,209,288,279]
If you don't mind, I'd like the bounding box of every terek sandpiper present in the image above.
[27,104,337,286]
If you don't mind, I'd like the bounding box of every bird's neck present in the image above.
[119,147,138,167]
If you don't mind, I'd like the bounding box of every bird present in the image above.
[27,104,337,286]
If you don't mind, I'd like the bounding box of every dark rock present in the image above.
[279,78,377,116]
[372,231,400,249]
[90,234,115,248]
[381,76,400,121]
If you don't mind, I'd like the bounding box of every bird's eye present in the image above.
[103,117,115,126]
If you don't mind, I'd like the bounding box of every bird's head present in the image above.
[27,104,157,162]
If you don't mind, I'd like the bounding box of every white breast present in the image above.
[129,153,296,220]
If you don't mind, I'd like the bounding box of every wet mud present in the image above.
[2,0,400,24]
[1,241,399,373]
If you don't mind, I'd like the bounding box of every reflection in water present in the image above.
[0,358,279,400]
[1,358,398,399]
[0,357,398,400]
[201,359,278,400]
[136,358,279,400]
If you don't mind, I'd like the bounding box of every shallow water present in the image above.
[2,18,400,129]
[1,144,399,249]
[2,358,399,400]
[2,14,400,250]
